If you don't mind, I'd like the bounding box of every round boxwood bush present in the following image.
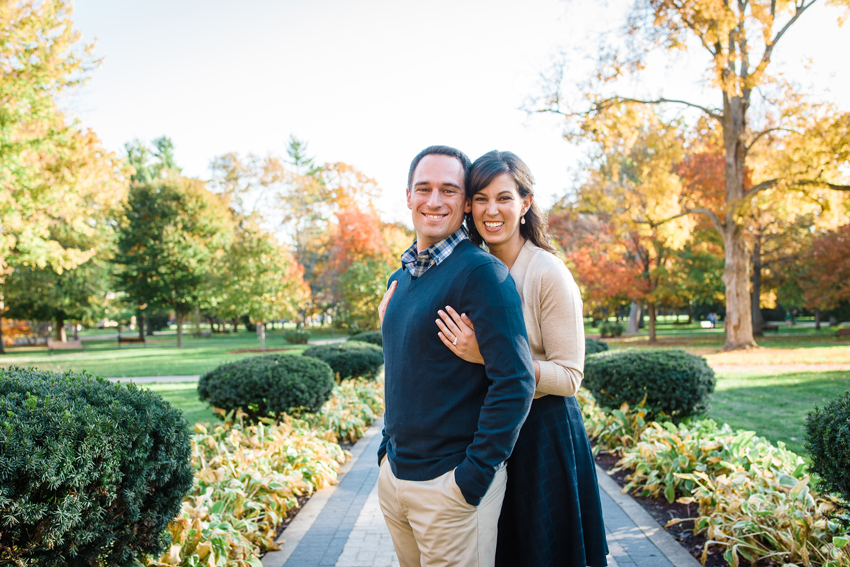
[583,349,715,421]
[303,340,384,380]
[599,320,623,338]
[0,367,193,567]
[806,390,850,516]
[285,329,310,344]
[198,353,334,420]
[347,331,383,347]
[585,337,610,355]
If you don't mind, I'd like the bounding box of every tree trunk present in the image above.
[815,308,821,330]
[0,316,5,355]
[73,323,79,340]
[232,318,239,333]
[176,311,184,348]
[687,303,693,324]
[721,223,758,351]
[138,312,146,341]
[55,317,67,342]
[259,323,266,351]
[751,237,764,336]
[626,302,641,333]
[647,303,657,343]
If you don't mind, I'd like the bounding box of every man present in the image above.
[378,145,536,567]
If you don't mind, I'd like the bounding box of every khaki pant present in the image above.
[377,457,507,567]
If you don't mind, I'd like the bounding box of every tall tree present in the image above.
[539,0,850,350]
[0,0,128,351]
[554,109,694,341]
[211,218,310,346]
[116,177,232,348]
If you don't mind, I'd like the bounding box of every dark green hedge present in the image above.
[303,340,384,380]
[0,367,193,567]
[585,337,610,355]
[198,353,334,420]
[347,331,383,347]
[806,390,850,518]
[583,349,716,421]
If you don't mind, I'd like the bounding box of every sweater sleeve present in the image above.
[534,262,586,397]
[453,261,536,506]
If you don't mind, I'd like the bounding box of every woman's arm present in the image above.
[532,263,585,397]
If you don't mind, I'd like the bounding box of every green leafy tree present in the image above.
[116,177,233,348]
[211,218,310,348]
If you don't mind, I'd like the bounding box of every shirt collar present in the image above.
[401,226,468,278]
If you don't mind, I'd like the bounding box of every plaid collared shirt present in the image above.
[401,226,469,279]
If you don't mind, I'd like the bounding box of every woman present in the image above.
[382,150,608,566]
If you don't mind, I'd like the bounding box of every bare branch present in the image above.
[752,0,817,81]
[745,127,800,151]
[636,207,723,232]
[794,179,850,192]
[742,178,779,200]
[595,96,722,122]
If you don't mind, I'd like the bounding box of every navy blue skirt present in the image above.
[496,394,608,567]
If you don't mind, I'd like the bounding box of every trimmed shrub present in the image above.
[303,340,384,380]
[198,353,335,420]
[583,349,715,421]
[0,367,193,567]
[599,320,623,338]
[585,336,610,355]
[347,330,383,347]
[806,390,850,515]
[285,329,310,344]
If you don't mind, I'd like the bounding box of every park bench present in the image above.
[836,328,850,339]
[47,339,83,351]
[192,329,212,338]
[117,335,145,348]
[762,324,779,332]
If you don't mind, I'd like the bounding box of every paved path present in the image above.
[263,420,700,567]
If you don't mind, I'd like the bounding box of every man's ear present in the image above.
[406,187,412,210]
[464,197,472,214]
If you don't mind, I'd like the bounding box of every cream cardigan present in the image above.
[510,240,585,399]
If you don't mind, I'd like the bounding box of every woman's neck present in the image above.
[488,237,526,270]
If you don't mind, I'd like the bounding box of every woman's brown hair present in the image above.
[465,150,556,254]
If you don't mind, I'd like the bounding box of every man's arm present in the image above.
[453,261,535,506]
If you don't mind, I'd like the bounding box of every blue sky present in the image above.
[66,0,849,224]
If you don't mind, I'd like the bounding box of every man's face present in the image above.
[407,154,470,251]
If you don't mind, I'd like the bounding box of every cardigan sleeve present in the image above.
[534,262,585,397]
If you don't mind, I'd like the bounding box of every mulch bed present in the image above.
[595,452,760,567]
[227,348,296,354]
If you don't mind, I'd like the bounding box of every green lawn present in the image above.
[0,328,341,377]
[143,382,217,427]
[708,369,850,456]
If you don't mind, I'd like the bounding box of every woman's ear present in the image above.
[522,193,533,216]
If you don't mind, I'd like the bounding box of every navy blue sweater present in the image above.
[378,240,535,506]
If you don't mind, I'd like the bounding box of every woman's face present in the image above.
[471,173,531,249]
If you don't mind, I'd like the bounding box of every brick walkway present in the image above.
[262,418,700,567]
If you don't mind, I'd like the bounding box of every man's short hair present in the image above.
[407,145,472,189]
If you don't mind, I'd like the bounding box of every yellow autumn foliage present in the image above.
[141,378,383,567]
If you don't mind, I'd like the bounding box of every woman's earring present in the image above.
[521,215,526,225]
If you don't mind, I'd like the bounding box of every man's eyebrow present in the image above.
[414,181,463,189]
